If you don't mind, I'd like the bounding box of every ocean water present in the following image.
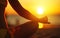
[6,15,60,26]
[48,15,60,25]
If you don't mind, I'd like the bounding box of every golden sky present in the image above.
[5,0,60,17]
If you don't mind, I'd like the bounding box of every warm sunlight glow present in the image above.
[6,0,60,15]
[37,7,44,14]
[34,7,45,18]
[38,23,43,29]
[18,0,60,15]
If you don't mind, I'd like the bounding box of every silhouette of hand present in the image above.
[38,16,50,24]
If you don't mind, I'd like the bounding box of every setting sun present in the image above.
[37,7,44,15]
[5,0,60,15]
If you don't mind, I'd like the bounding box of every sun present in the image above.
[37,7,44,15]
[35,7,45,18]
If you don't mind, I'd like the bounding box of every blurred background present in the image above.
[5,0,60,28]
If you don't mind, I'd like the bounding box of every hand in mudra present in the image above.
[38,16,50,24]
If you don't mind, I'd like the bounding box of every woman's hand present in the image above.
[38,16,50,24]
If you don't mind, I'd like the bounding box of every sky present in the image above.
[5,0,60,17]
[19,0,60,14]
[5,0,60,28]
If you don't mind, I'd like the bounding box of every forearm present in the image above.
[8,0,39,21]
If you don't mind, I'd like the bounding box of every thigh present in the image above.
[14,21,38,38]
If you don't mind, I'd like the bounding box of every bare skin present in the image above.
[8,0,39,21]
